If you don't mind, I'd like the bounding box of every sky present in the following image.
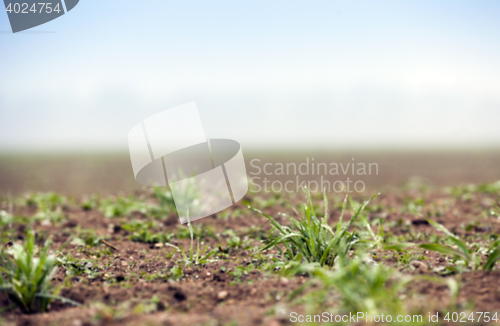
[1,0,500,152]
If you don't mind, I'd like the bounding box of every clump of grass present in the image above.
[69,227,103,248]
[81,194,100,211]
[152,186,177,211]
[24,192,66,222]
[311,254,407,315]
[0,230,79,313]
[287,240,409,316]
[99,197,143,218]
[99,196,167,218]
[122,220,173,244]
[222,229,253,250]
[56,253,97,278]
[288,242,459,318]
[254,189,378,267]
[130,230,172,244]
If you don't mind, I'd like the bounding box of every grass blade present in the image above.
[426,219,470,260]
[419,243,469,261]
[483,242,500,270]
[35,293,81,306]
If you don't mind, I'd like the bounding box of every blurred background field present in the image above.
[1,150,500,196]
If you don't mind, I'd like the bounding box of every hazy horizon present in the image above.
[2,1,500,151]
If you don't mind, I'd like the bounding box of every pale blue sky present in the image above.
[1,1,500,151]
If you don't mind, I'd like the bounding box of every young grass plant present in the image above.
[254,188,378,267]
[314,255,407,315]
[99,196,166,219]
[152,186,177,212]
[165,217,217,266]
[26,192,66,223]
[56,253,99,278]
[288,241,408,317]
[420,219,500,271]
[122,220,173,244]
[0,230,80,313]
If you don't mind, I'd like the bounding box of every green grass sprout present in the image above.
[253,188,378,267]
[0,230,80,313]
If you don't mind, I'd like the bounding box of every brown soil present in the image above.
[0,186,499,326]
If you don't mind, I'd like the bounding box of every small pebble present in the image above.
[279,277,289,286]
[41,219,52,226]
[217,291,228,300]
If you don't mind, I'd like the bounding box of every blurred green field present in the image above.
[1,150,500,196]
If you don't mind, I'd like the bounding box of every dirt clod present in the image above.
[410,261,428,272]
